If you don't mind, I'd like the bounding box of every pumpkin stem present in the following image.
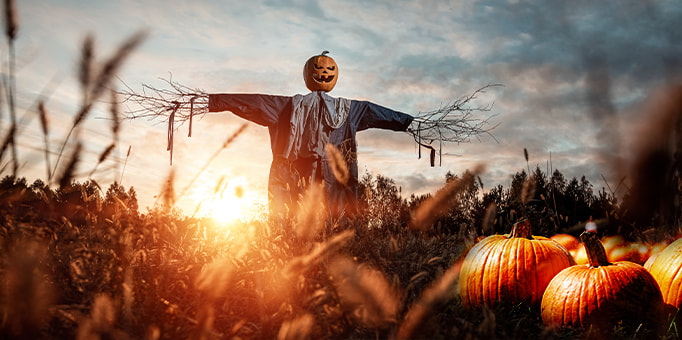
[508,219,532,239]
[321,50,330,56]
[580,231,610,267]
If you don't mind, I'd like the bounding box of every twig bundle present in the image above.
[119,76,209,125]
[409,84,501,166]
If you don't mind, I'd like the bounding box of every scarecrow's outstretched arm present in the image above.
[119,78,500,166]
[208,93,291,127]
[350,99,414,132]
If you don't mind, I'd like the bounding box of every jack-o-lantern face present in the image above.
[303,51,338,92]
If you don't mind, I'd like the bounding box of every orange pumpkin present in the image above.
[646,238,682,309]
[644,241,669,271]
[541,231,664,332]
[459,219,575,308]
[608,242,646,264]
[644,250,660,271]
[303,51,338,92]
[550,233,579,251]
[601,235,626,256]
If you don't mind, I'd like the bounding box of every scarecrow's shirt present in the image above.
[208,91,413,217]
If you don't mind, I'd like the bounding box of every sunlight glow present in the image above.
[193,176,263,225]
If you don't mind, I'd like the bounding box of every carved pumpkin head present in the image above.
[303,51,338,92]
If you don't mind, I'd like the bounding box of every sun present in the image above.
[196,177,259,224]
[207,193,245,223]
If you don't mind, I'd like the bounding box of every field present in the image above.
[2,1,682,338]
[1,169,681,340]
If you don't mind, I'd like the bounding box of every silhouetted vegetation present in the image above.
[1,164,680,339]
[2,0,681,338]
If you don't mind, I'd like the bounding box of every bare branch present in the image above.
[118,75,209,125]
[408,84,502,146]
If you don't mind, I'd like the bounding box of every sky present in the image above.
[4,0,682,220]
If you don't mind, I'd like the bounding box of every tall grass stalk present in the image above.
[57,141,81,188]
[51,31,145,181]
[395,259,464,339]
[37,101,51,178]
[119,145,131,184]
[176,123,248,200]
[410,164,485,231]
[3,0,18,176]
[325,143,349,186]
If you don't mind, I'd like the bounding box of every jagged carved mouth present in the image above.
[313,73,335,83]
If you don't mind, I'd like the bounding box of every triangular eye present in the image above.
[314,64,323,70]
[327,66,335,71]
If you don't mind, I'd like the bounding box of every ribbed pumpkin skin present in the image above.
[459,232,575,308]
[541,262,664,330]
[647,238,682,309]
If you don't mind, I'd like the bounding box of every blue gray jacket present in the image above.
[208,91,413,219]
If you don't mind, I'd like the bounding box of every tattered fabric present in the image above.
[208,91,413,219]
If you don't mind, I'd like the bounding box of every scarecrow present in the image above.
[121,51,498,220]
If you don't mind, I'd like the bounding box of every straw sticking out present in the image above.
[325,143,349,186]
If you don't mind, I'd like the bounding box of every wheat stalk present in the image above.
[325,143,349,186]
[410,164,485,230]
[176,123,248,200]
[328,256,400,328]
[51,31,145,180]
[79,34,93,103]
[160,168,176,209]
[88,143,116,177]
[394,259,464,339]
[3,0,18,176]
[57,142,81,188]
[119,145,131,184]
[295,182,327,241]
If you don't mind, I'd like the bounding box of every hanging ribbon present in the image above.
[415,140,436,167]
[188,96,198,138]
[167,101,180,166]
[439,138,442,167]
[417,121,422,159]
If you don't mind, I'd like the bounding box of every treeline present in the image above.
[0,176,140,229]
[1,161,678,242]
[357,166,677,241]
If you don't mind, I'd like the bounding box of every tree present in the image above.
[358,171,409,232]
[103,181,139,220]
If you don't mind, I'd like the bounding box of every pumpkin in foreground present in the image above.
[646,238,682,309]
[541,231,664,332]
[459,219,575,308]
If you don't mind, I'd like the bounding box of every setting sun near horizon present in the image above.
[191,176,264,224]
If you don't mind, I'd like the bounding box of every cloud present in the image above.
[7,0,682,215]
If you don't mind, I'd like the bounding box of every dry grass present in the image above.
[410,164,485,231]
[1,2,681,339]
